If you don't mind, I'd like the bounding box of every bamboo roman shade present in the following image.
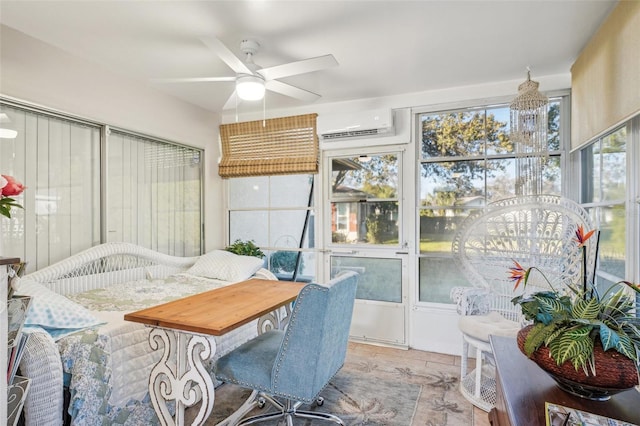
[219,113,319,178]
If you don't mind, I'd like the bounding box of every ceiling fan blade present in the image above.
[222,91,240,110]
[265,80,321,102]
[151,76,236,83]
[200,36,253,75]
[259,54,338,80]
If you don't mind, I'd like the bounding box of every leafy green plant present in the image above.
[225,239,265,258]
[510,226,640,377]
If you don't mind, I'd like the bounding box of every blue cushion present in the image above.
[215,330,283,391]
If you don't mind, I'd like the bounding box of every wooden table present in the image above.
[489,335,640,426]
[125,278,304,426]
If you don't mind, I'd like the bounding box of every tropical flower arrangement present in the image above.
[509,225,640,380]
[0,174,25,218]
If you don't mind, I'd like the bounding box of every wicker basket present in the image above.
[517,325,639,390]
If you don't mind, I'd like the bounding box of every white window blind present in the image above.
[0,102,101,271]
[107,130,203,256]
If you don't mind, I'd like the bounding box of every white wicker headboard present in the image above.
[24,242,199,295]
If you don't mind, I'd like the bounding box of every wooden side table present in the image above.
[489,335,640,426]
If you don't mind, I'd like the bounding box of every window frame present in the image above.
[225,174,317,282]
[105,126,204,255]
[576,115,640,291]
[328,152,402,248]
[414,92,570,306]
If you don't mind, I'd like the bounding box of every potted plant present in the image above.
[225,239,265,259]
[510,225,640,400]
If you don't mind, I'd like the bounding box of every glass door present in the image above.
[325,151,408,346]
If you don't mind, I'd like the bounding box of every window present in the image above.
[107,130,202,256]
[227,174,315,281]
[579,125,628,291]
[330,154,399,245]
[0,102,101,269]
[0,101,203,271]
[417,99,565,303]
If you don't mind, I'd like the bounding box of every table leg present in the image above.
[148,328,217,426]
[257,303,292,333]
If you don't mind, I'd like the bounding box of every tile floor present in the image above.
[347,341,491,426]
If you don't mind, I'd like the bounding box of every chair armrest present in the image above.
[450,287,491,316]
[19,331,64,426]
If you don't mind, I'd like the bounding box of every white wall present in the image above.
[0,25,224,250]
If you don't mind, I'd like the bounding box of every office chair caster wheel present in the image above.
[316,396,324,406]
[257,397,266,409]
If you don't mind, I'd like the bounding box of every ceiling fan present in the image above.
[154,37,338,110]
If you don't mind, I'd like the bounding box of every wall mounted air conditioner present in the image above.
[318,108,410,150]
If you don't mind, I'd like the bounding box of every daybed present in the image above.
[14,242,283,425]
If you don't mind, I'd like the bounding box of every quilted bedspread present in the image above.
[60,274,260,425]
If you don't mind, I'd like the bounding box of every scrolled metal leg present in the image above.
[148,328,216,426]
[257,302,293,334]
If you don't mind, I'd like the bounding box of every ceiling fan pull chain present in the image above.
[263,94,266,127]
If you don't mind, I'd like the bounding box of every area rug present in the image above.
[193,351,473,426]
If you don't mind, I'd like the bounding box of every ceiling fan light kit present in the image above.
[154,37,338,110]
[236,74,266,101]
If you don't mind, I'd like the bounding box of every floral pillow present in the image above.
[186,250,264,282]
[13,277,104,340]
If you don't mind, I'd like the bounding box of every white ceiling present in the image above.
[0,0,617,114]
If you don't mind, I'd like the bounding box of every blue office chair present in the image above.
[214,271,358,425]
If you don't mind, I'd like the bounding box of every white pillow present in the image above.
[13,278,104,341]
[186,250,264,282]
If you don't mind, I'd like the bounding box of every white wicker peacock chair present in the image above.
[450,195,596,412]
